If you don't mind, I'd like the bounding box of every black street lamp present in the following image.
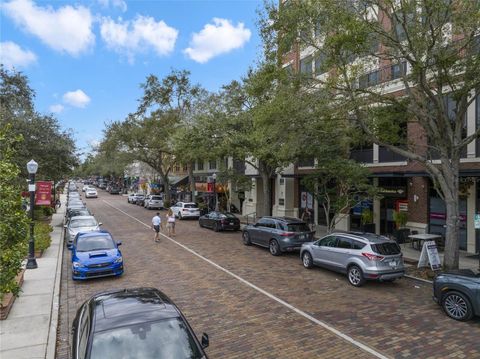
[212,172,218,211]
[26,159,38,269]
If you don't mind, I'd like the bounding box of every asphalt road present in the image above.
[56,189,480,359]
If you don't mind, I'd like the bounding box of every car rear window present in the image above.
[284,223,310,232]
[371,242,401,255]
[184,204,198,208]
[151,196,162,200]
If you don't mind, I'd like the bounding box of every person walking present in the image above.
[151,212,163,242]
[301,208,312,231]
[166,209,176,237]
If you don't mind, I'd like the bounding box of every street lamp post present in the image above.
[212,173,218,211]
[26,159,38,269]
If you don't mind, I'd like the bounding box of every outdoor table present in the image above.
[408,233,442,250]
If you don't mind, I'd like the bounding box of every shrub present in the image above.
[33,222,53,252]
[0,126,29,301]
[163,200,171,208]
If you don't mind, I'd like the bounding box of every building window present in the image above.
[391,62,407,80]
[197,161,204,171]
[280,178,285,185]
[300,55,313,76]
[183,165,188,172]
[476,92,480,156]
[314,21,321,38]
[314,52,326,75]
[358,70,379,88]
[298,157,315,167]
[209,160,217,170]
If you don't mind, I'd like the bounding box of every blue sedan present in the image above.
[70,231,124,280]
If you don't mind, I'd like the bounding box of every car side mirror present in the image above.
[117,241,122,246]
[98,222,103,226]
[201,333,209,349]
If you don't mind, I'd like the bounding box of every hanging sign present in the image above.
[35,181,52,206]
[475,214,480,229]
[418,240,442,270]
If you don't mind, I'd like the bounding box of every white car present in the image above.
[85,188,98,198]
[144,195,164,210]
[82,185,89,192]
[170,202,201,219]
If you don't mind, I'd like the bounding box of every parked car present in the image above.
[135,194,145,206]
[66,208,93,224]
[109,186,121,194]
[127,193,139,203]
[81,185,89,192]
[170,202,201,219]
[242,217,315,256]
[85,188,98,198]
[433,269,480,321]
[70,231,123,280]
[98,182,107,190]
[144,195,164,210]
[300,232,405,287]
[71,287,209,359]
[64,216,102,248]
[199,211,240,232]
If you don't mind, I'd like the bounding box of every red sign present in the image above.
[35,181,52,206]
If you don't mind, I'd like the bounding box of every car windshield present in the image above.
[220,213,236,219]
[90,318,203,359]
[70,219,97,228]
[76,236,115,252]
[184,204,197,209]
[283,223,310,232]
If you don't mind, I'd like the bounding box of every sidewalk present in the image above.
[0,195,65,359]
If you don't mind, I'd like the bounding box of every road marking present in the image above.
[103,200,389,359]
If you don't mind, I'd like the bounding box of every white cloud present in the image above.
[0,41,37,69]
[49,104,64,113]
[184,18,251,63]
[100,15,178,62]
[98,0,127,12]
[1,0,94,56]
[63,90,90,108]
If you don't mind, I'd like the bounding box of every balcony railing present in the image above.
[378,146,406,162]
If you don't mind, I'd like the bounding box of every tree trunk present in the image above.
[439,157,461,270]
[188,162,195,202]
[259,161,272,217]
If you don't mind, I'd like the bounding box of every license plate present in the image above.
[388,261,397,267]
[230,222,234,225]
[299,234,305,240]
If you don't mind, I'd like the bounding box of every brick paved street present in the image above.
[57,190,480,359]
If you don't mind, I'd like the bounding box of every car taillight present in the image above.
[279,232,295,237]
[362,252,384,261]
[183,208,189,211]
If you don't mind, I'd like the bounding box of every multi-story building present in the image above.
[243,2,480,255]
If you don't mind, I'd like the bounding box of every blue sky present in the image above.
[0,0,264,156]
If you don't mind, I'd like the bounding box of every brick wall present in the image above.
[407,177,429,224]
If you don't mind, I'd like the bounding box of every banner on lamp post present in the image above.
[35,181,52,206]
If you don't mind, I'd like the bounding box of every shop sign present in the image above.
[352,200,372,215]
[35,181,52,206]
[475,214,480,229]
[418,241,442,270]
[430,212,466,222]
[379,187,406,197]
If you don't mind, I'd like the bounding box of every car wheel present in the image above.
[302,252,313,269]
[347,265,365,287]
[442,291,473,321]
[269,239,281,256]
[213,222,220,232]
[242,231,251,245]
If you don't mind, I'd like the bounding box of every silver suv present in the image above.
[300,232,405,287]
[144,195,164,210]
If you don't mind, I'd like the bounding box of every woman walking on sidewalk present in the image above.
[151,212,163,242]
[166,209,176,237]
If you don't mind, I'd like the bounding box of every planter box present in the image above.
[34,249,44,258]
[0,269,25,320]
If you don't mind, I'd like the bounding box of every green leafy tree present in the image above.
[262,0,480,269]
[0,124,29,301]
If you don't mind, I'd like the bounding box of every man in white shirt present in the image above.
[151,212,162,242]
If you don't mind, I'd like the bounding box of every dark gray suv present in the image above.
[300,232,405,286]
[242,217,315,256]
[433,270,480,321]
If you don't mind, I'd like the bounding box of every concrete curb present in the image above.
[404,274,433,284]
[45,197,65,359]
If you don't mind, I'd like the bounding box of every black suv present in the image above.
[433,269,480,321]
[72,287,209,359]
